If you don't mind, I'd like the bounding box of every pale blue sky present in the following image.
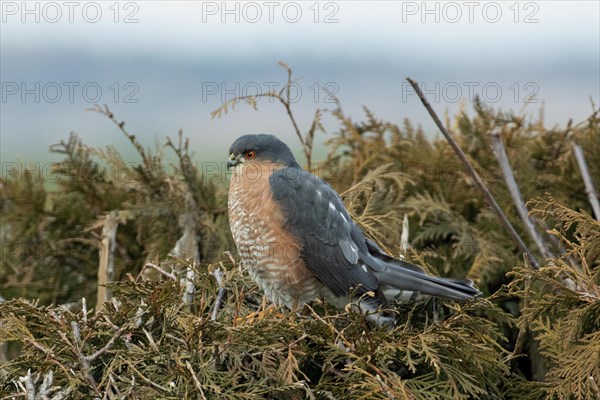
[1,1,599,166]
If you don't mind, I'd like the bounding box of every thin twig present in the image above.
[589,376,600,399]
[170,193,200,305]
[571,142,600,220]
[165,130,200,209]
[166,333,187,347]
[406,78,539,269]
[508,274,532,364]
[18,369,36,399]
[211,269,226,322]
[126,361,172,393]
[71,321,97,389]
[81,298,88,323]
[142,263,177,281]
[278,62,306,148]
[399,214,409,259]
[185,361,207,399]
[375,374,397,400]
[210,62,317,169]
[37,370,53,399]
[490,128,554,260]
[89,104,165,197]
[25,338,54,358]
[88,104,148,161]
[366,361,398,400]
[96,211,119,312]
[84,325,127,363]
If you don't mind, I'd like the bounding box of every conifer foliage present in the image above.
[1,67,598,398]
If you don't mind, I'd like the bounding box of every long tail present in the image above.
[364,239,481,301]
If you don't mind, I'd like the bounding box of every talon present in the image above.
[235,304,285,325]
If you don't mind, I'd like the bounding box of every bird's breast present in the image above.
[228,163,322,308]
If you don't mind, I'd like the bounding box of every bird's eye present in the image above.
[245,150,256,159]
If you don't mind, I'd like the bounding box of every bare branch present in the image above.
[142,263,177,281]
[590,376,600,399]
[375,374,397,400]
[126,361,172,393]
[406,78,540,268]
[399,214,409,259]
[88,104,147,161]
[210,62,319,170]
[185,361,207,399]
[18,369,36,399]
[170,192,201,305]
[71,321,97,389]
[84,325,126,363]
[490,128,554,260]
[571,142,600,220]
[277,61,306,149]
[81,298,88,323]
[211,266,226,322]
[96,211,119,312]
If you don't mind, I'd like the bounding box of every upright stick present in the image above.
[406,78,539,268]
[97,211,119,311]
[572,143,600,220]
[490,129,554,260]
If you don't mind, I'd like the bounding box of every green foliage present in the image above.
[1,256,512,399]
[321,101,599,292]
[1,65,599,398]
[1,111,232,305]
[508,197,600,399]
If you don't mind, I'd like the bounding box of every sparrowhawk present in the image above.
[227,134,480,325]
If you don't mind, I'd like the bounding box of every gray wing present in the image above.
[269,167,381,299]
[270,167,482,303]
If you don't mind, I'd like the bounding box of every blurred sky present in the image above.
[1,0,599,168]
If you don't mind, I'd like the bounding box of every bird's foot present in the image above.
[235,298,285,325]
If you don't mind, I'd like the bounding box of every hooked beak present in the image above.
[227,153,241,169]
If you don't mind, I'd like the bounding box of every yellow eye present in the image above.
[245,150,256,159]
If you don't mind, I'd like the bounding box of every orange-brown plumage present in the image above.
[227,134,481,326]
[228,160,323,308]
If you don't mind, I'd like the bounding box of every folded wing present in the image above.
[269,167,481,305]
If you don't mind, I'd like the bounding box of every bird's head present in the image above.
[227,134,299,170]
